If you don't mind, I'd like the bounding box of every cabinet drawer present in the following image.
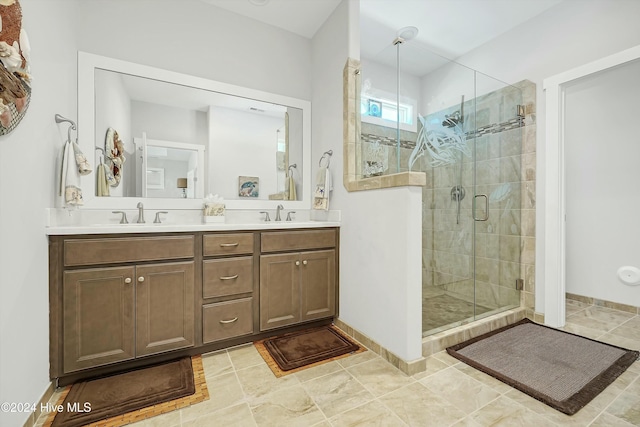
[203,257,253,299]
[203,233,254,257]
[64,236,194,267]
[203,298,253,343]
[261,229,336,253]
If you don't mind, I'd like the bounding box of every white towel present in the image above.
[59,140,84,206]
[313,166,331,210]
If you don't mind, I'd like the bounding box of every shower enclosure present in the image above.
[357,39,524,336]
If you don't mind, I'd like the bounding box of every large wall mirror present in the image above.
[78,52,311,210]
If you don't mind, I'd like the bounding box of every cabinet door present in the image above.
[260,253,300,331]
[135,261,195,356]
[301,249,336,321]
[63,266,135,373]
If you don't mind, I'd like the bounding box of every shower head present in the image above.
[397,26,418,41]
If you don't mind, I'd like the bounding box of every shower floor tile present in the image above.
[422,294,493,334]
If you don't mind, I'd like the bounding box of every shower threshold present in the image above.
[422,306,525,358]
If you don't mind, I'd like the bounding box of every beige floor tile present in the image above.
[560,322,604,340]
[431,350,461,366]
[420,367,501,415]
[504,387,601,426]
[228,343,266,370]
[336,349,379,369]
[605,378,640,425]
[346,358,415,398]
[565,299,591,316]
[451,416,484,427]
[610,316,640,341]
[566,307,636,334]
[182,403,257,427]
[130,409,181,427]
[181,372,244,422]
[250,384,325,427]
[328,400,406,427]
[236,364,300,404]
[294,360,343,383]
[598,333,640,352]
[380,382,467,426]
[302,370,374,418]
[411,354,450,381]
[201,349,234,378]
[470,395,557,426]
[590,411,637,426]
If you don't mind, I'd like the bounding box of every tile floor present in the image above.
[37,299,640,426]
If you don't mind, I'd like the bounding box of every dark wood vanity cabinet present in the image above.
[50,235,195,377]
[260,230,337,331]
[49,228,338,384]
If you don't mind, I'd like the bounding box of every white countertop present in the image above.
[45,220,341,235]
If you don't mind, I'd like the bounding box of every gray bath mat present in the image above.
[447,318,638,415]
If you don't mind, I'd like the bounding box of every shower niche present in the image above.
[353,39,535,336]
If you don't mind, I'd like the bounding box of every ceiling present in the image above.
[201,0,562,59]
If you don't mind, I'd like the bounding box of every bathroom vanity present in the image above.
[48,224,339,385]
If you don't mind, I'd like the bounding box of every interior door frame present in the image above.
[542,44,640,327]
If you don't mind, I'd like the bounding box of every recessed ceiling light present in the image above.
[249,0,269,5]
[397,26,419,41]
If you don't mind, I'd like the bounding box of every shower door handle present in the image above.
[473,194,489,221]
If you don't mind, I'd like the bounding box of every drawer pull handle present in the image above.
[219,243,239,247]
[124,278,132,284]
[220,274,239,280]
[219,317,238,324]
[138,276,145,283]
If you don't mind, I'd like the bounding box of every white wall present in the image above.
[312,0,423,362]
[0,2,313,425]
[76,0,312,101]
[0,1,78,426]
[564,58,640,306]
[453,0,640,313]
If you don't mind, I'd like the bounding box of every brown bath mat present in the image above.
[447,318,639,415]
[47,356,209,427]
[256,325,363,376]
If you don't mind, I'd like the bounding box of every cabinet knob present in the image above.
[303,260,308,265]
[295,261,300,266]
[138,276,145,283]
[124,278,132,284]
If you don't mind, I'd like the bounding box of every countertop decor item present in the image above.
[447,318,639,415]
[0,0,31,135]
[238,175,259,197]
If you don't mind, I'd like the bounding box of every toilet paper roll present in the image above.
[617,266,640,286]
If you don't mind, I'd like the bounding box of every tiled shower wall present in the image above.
[421,80,536,317]
[358,80,536,320]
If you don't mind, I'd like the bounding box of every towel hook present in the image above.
[319,150,333,168]
[288,164,297,174]
[55,114,77,142]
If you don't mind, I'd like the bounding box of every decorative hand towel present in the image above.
[287,173,297,201]
[313,166,331,210]
[72,141,92,175]
[105,127,126,187]
[59,140,83,206]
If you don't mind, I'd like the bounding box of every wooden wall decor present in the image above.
[0,0,31,135]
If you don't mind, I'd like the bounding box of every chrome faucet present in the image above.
[136,202,145,223]
[275,204,284,221]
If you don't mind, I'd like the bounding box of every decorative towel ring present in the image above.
[319,150,333,168]
[54,114,77,142]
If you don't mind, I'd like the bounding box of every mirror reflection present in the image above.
[93,68,303,200]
